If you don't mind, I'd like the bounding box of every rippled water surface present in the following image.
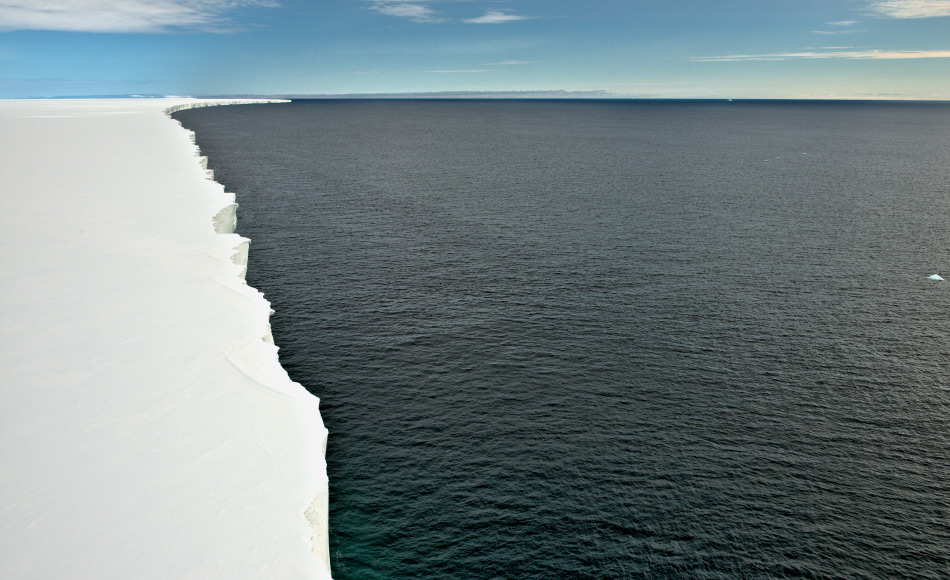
[175,100,950,579]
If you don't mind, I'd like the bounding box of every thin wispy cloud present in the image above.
[813,19,861,34]
[0,0,278,33]
[464,10,528,24]
[367,2,528,24]
[868,0,950,18]
[486,60,534,66]
[423,69,488,73]
[693,49,950,61]
[369,1,442,23]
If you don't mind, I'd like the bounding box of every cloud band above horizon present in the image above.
[693,49,950,62]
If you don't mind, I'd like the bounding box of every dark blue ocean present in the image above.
[174,100,950,580]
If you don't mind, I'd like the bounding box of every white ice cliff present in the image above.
[0,98,331,580]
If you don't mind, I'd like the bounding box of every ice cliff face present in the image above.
[0,98,330,580]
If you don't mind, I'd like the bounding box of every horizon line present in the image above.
[7,91,950,102]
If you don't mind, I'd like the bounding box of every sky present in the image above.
[0,0,948,99]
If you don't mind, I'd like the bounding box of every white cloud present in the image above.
[464,10,527,24]
[868,0,950,18]
[693,49,950,61]
[366,3,528,25]
[827,20,859,26]
[0,0,277,33]
[369,1,442,23]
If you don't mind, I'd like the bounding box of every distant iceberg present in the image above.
[928,274,943,281]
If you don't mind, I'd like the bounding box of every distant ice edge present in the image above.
[165,100,332,577]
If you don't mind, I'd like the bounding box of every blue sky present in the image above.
[1,0,948,98]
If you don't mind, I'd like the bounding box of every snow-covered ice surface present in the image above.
[0,99,331,579]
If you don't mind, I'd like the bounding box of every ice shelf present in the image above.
[0,98,331,579]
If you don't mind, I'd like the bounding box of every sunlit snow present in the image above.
[0,98,330,580]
